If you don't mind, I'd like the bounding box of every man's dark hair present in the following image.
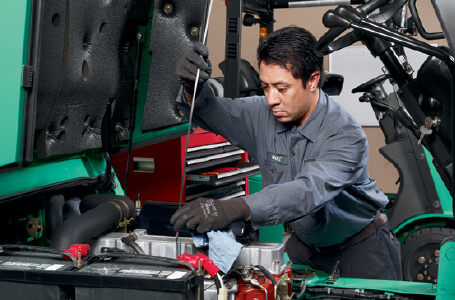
[257,26,324,88]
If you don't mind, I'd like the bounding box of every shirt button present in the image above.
[270,169,275,173]
[291,151,296,156]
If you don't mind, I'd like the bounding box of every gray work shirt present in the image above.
[177,84,388,247]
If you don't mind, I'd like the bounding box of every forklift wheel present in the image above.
[401,226,455,282]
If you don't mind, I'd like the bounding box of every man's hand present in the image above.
[170,197,251,234]
[176,42,212,97]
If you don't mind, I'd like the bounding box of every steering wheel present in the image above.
[315,0,408,56]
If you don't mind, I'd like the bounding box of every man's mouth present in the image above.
[273,110,285,117]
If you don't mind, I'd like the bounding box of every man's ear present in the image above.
[307,71,320,91]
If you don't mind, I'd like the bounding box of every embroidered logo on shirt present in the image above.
[267,152,288,165]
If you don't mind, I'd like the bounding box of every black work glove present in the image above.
[176,42,212,97]
[170,197,251,234]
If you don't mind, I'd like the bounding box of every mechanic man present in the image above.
[171,26,402,280]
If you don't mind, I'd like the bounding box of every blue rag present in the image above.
[193,229,243,273]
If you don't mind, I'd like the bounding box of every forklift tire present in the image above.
[401,226,455,282]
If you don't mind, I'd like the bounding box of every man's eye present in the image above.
[278,88,287,93]
[262,86,269,91]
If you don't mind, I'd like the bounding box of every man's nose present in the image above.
[267,89,280,106]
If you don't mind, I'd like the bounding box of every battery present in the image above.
[0,253,75,300]
[0,251,202,300]
[75,257,202,300]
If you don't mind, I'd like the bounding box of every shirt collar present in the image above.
[275,90,328,143]
[275,120,289,134]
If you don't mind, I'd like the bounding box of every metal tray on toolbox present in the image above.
[89,229,288,275]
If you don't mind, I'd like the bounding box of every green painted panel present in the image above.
[126,17,190,146]
[393,214,452,238]
[436,238,455,299]
[250,174,292,262]
[0,1,31,167]
[424,148,453,215]
[292,264,437,297]
[0,155,107,198]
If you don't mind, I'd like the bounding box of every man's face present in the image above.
[259,62,319,127]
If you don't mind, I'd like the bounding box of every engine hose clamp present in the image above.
[116,217,134,229]
[108,201,123,223]
[116,199,130,218]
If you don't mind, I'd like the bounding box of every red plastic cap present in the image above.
[63,244,91,261]
[196,253,220,277]
[178,253,220,277]
[69,244,91,256]
[178,253,200,268]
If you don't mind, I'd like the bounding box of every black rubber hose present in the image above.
[79,194,133,213]
[0,244,78,267]
[255,264,276,286]
[45,194,65,242]
[121,233,146,254]
[290,279,307,299]
[50,195,134,250]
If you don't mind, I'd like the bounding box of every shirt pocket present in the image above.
[264,157,289,183]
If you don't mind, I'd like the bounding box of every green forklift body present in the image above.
[0,1,31,168]
[0,0,200,202]
[1,1,455,300]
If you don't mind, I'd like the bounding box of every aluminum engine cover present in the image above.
[89,229,287,274]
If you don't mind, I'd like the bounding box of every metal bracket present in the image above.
[21,65,33,88]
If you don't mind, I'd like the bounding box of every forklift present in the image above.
[0,0,454,299]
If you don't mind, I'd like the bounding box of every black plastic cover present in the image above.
[31,0,150,158]
[142,0,209,131]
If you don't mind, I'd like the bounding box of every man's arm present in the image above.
[177,84,268,159]
[243,127,377,228]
